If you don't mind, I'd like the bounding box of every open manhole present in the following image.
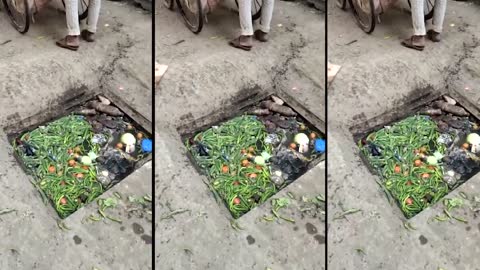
[5,91,152,219]
[179,91,325,219]
[352,91,480,219]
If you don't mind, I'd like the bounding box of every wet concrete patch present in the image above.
[306,222,318,234]
[419,235,428,245]
[314,234,325,244]
[141,234,152,244]
[73,235,82,245]
[180,91,325,219]
[132,222,145,235]
[246,235,256,245]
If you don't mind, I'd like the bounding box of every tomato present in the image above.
[255,165,263,170]
[221,165,229,173]
[414,160,422,167]
[136,133,143,140]
[427,165,436,170]
[48,165,56,173]
[60,197,68,205]
[68,160,76,167]
[82,165,89,170]
[394,165,401,173]
[414,149,420,154]
[241,149,247,155]
[241,160,249,167]
[421,173,430,179]
[289,143,297,150]
[67,149,73,155]
[309,133,317,139]
[249,173,257,178]
[406,197,413,205]
[116,143,124,149]
[233,197,241,205]
[76,173,84,179]
[462,143,470,150]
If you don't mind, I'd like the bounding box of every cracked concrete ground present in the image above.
[156,2,325,269]
[328,1,480,269]
[0,1,152,269]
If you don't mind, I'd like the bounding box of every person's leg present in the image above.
[255,0,274,42]
[259,0,274,33]
[427,0,446,42]
[401,0,426,50]
[229,0,253,50]
[56,0,80,50]
[82,0,101,42]
[238,0,253,36]
[411,0,426,36]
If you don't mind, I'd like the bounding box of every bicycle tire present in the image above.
[2,0,30,33]
[348,0,375,34]
[62,0,89,21]
[336,0,347,10]
[235,0,263,21]
[175,0,203,34]
[163,0,174,9]
[407,0,434,21]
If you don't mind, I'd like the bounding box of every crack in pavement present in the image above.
[444,33,480,91]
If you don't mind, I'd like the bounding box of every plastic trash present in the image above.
[271,170,285,187]
[314,139,326,153]
[92,134,107,145]
[141,139,153,153]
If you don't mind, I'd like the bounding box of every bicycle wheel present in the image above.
[2,0,30,33]
[235,0,262,21]
[163,0,174,9]
[348,0,375,33]
[62,0,89,21]
[175,0,203,34]
[407,0,434,20]
[336,0,347,10]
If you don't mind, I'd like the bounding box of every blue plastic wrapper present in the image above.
[314,139,325,153]
[141,139,153,153]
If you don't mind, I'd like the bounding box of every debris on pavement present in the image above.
[0,208,16,215]
[155,62,168,86]
[333,208,362,220]
[327,62,341,86]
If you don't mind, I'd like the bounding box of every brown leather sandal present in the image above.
[81,30,95,42]
[229,36,253,51]
[254,30,268,42]
[401,35,425,51]
[427,30,441,42]
[56,36,80,51]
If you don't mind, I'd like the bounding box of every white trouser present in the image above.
[65,0,102,36]
[238,0,274,36]
[411,0,447,36]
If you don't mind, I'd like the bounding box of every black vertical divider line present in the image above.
[324,1,328,269]
[151,3,156,269]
